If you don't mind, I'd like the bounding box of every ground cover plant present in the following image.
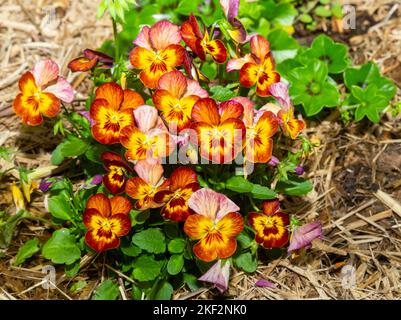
[1,0,399,300]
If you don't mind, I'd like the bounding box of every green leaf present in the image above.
[315,5,332,17]
[299,34,349,74]
[42,229,81,265]
[300,13,313,23]
[132,228,166,254]
[92,280,120,300]
[168,238,186,254]
[0,211,24,249]
[276,178,313,196]
[60,135,89,158]
[51,143,66,165]
[250,184,277,200]
[132,255,164,282]
[225,176,253,193]
[267,29,300,64]
[288,60,340,116]
[153,281,173,300]
[237,232,253,249]
[65,260,80,278]
[121,243,142,257]
[210,85,237,101]
[167,254,184,275]
[47,191,74,221]
[234,252,258,273]
[85,144,110,164]
[13,238,40,266]
[351,85,389,123]
[344,62,396,101]
[183,273,201,291]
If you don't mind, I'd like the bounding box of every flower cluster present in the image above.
[12,0,319,296]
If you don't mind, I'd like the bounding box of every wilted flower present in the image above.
[288,221,323,252]
[199,260,230,293]
[11,183,25,211]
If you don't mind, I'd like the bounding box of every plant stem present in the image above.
[61,104,82,137]
[112,18,119,60]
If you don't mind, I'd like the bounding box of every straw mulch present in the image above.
[1,0,401,300]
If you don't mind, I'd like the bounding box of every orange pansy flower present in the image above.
[119,105,176,162]
[154,166,199,222]
[101,151,132,194]
[181,14,227,64]
[13,60,74,126]
[125,160,169,210]
[129,20,185,89]
[227,35,280,97]
[248,199,289,249]
[83,193,133,252]
[90,82,144,144]
[233,97,278,164]
[184,188,243,262]
[190,98,246,164]
[152,71,208,133]
[278,107,305,140]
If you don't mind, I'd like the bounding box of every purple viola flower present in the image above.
[198,260,230,293]
[91,174,103,186]
[294,165,305,175]
[79,111,95,126]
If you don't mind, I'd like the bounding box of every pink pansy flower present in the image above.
[288,221,323,252]
[199,260,231,293]
[129,20,185,89]
[119,105,176,163]
[269,82,292,110]
[13,60,74,125]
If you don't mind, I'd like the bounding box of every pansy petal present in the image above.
[134,105,158,133]
[130,46,156,70]
[110,196,133,215]
[31,60,59,87]
[169,166,198,191]
[133,26,152,51]
[108,213,132,237]
[181,15,203,54]
[134,159,164,186]
[121,89,145,111]
[216,212,243,238]
[250,35,270,62]
[83,49,113,64]
[68,56,98,72]
[85,229,120,252]
[18,71,38,95]
[186,79,209,98]
[269,82,291,110]
[46,76,74,103]
[157,70,187,98]
[231,96,254,127]
[239,62,259,87]
[226,54,254,72]
[13,94,42,126]
[103,170,126,194]
[86,193,111,217]
[260,102,281,116]
[256,71,280,97]
[203,39,227,64]
[191,98,220,125]
[219,100,244,122]
[149,20,182,51]
[262,199,280,216]
[220,0,239,22]
[95,82,124,110]
[83,208,102,230]
[184,213,213,240]
[198,260,230,293]
[38,92,61,118]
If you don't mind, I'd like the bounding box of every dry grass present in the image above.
[1,0,401,300]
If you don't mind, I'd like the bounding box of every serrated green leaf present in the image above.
[13,238,40,266]
[132,228,166,254]
[42,229,81,265]
[121,243,142,257]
